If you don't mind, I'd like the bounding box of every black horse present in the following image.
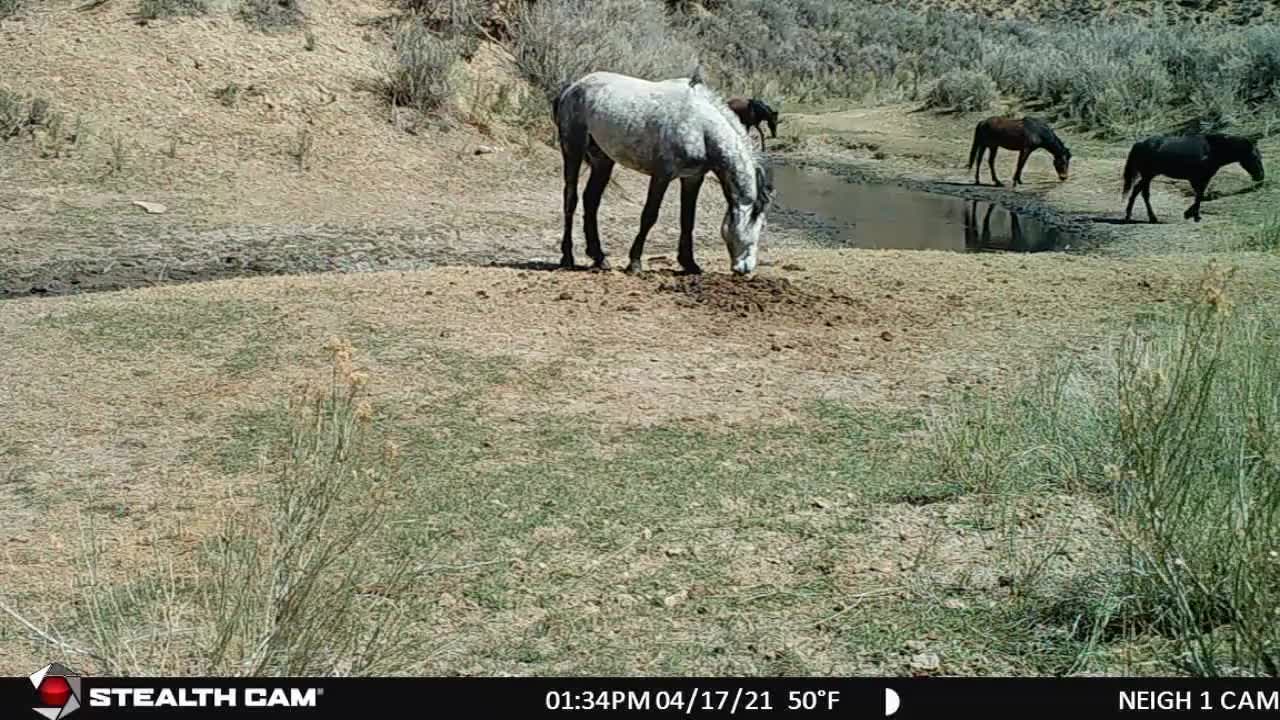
[1122,133,1265,223]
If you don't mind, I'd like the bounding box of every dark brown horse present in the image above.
[1121,133,1264,223]
[967,116,1072,187]
[727,97,778,150]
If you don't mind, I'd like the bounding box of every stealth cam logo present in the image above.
[30,663,82,720]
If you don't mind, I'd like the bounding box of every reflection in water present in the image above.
[770,164,1069,253]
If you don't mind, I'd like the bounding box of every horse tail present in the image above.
[1121,143,1140,197]
[966,122,982,169]
[551,81,571,129]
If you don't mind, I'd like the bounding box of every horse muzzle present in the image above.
[732,256,757,275]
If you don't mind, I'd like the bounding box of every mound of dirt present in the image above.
[653,273,863,325]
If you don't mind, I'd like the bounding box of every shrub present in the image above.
[18,341,414,676]
[381,15,464,114]
[925,69,998,111]
[240,0,305,32]
[907,267,1280,676]
[0,0,20,20]
[0,88,25,139]
[138,0,209,19]
[510,0,700,103]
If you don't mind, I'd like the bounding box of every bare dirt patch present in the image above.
[653,273,862,325]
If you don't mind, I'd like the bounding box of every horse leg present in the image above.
[677,175,705,275]
[625,175,671,274]
[1140,178,1158,224]
[758,126,767,152]
[558,129,587,269]
[582,153,614,270]
[988,147,1003,187]
[1012,149,1030,187]
[1185,177,1208,222]
[1125,180,1142,222]
[973,145,985,185]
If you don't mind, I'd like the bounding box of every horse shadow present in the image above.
[486,259,564,272]
[1088,216,1145,225]
[1205,183,1266,201]
[485,257,702,275]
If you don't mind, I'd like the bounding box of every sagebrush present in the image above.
[381,15,464,114]
[907,267,1280,676]
[138,0,209,19]
[510,0,699,103]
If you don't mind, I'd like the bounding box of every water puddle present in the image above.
[771,164,1070,252]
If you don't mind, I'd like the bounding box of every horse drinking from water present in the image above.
[727,97,779,150]
[553,71,773,275]
[967,116,1072,187]
[1121,133,1264,223]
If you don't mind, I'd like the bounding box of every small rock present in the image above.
[770,343,783,352]
[781,263,805,271]
[131,200,167,214]
[909,652,941,672]
[663,589,688,608]
[943,598,967,610]
[556,291,573,301]
[474,145,500,155]
[664,547,687,557]
[879,330,894,342]
[904,640,927,653]
[811,497,831,509]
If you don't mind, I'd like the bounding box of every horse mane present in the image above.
[749,98,776,121]
[1024,116,1068,156]
[688,64,706,88]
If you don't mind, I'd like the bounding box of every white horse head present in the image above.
[721,156,773,274]
[553,70,773,275]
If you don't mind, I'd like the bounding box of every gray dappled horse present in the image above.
[552,71,774,275]
[1122,133,1265,223]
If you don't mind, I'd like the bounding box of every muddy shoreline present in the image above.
[1,155,1112,302]
[770,153,1117,252]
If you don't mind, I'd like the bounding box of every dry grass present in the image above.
[2,250,1280,675]
[5,0,1280,679]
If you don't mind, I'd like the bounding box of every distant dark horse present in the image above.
[1121,133,1265,223]
[967,116,1072,187]
[727,97,779,150]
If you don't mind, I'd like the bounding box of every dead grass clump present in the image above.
[0,89,77,157]
[239,0,305,32]
[139,0,210,20]
[287,126,313,170]
[3,341,415,675]
[0,88,26,138]
[0,0,20,19]
[213,82,264,108]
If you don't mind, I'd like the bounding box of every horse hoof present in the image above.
[558,257,576,270]
[592,258,611,271]
[678,264,703,276]
[624,261,643,275]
